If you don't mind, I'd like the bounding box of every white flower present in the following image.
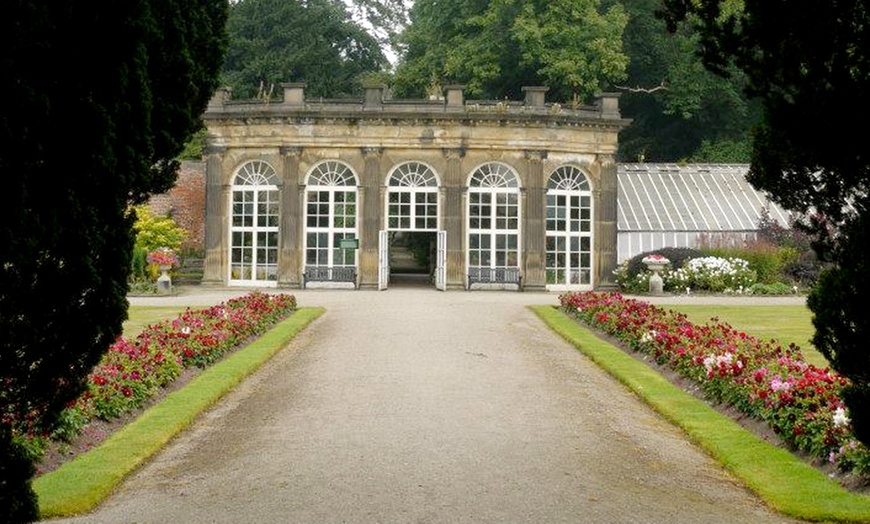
[833,407,851,428]
[703,353,733,373]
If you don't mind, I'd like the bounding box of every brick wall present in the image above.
[148,160,206,253]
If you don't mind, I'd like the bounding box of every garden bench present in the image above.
[303,266,357,288]
[467,267,522,290]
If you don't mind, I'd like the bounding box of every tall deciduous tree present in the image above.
[0,1,227,520]
[659,0,870,444]
[617,0,759,162]
[344,0,411,58]
[222,0,389,99]
[393,0,629,102]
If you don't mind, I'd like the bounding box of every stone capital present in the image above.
[203,145,227,156]
[280,146,302,156]
[442,147,466,160]
[360,146,384,158]
[524,149,548,162]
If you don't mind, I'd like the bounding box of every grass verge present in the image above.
[34,307,325,519]
[530,304,870,523]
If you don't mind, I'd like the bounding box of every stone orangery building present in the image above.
[201,83,630,291]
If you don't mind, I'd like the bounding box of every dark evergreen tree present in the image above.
[659,0,870,443]
[0,1,227,520]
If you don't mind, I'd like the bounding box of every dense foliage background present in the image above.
[219,0,760,163]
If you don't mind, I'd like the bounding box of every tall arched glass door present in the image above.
[304,161,359,273]
[229,160,280,286]
[546,165,593,289]
[467,162,521,283]
[386,161,439,231]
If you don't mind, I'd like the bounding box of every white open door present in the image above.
[435,230,446,291]
[378,230,389,290]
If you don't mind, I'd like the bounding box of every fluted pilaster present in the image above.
[522,150,548,291]
[202,145,227,285]
[442,148,466,289]
[278,146,302,288]
[359,147,383,289]
[595,156,619,289]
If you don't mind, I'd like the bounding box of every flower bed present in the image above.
[17,291,296,460]
[559,290,870,477]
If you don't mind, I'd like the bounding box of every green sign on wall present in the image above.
[339,238,359,250]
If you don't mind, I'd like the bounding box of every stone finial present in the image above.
[522,86,549,108]
[444,85,465,108]
[281,83,307,105]
[363,84,386,109]
[594,93,622,118]
[207,87,232,111]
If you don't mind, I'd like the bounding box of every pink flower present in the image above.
[147,247,179,267]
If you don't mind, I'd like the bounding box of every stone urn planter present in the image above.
[147,247,179,295]
[642,254,670,295]
[156,265,172,294]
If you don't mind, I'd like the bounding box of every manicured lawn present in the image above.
[123,306,190,338]
[664,304,828,369]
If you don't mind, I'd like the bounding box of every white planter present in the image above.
[642,256,670,295]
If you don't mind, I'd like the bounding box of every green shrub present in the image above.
[132,205,187,254]
[130,246,149,282]
[748,282,796,295]
[625,247,703,278]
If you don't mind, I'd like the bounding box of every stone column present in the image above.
[442,147,466,289]
[359,147,383,289]
[278,146,302,288]
[523,150,548,291]
[201,145,228,286]
[595,156,619,289]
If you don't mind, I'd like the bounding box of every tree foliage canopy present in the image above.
[222,0,389,99]
[393,0,629,102]
[0,1,227,520]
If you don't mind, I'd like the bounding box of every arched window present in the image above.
[304,160,358,270]
[386,162,439,230]
[467,162,521,279]
[546,165,593,289]
[230,160,280,286]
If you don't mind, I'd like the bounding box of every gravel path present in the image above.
[46,287,805,523]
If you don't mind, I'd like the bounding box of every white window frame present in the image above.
[228,160,280,287]
[303,161,359,278]
[466,162,522,281]
[545,165,594,291]
[385,161,441,231]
